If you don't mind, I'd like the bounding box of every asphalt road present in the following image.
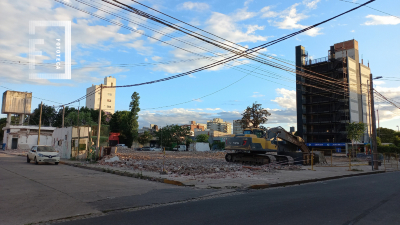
[58,171,400,225]
[0,153,223,225]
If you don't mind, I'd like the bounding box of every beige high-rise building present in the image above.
[207,118,232,134]
[86,76,116,114]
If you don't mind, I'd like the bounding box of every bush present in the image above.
[377,145,400,154]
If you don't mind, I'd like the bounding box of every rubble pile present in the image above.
[98,151,303,178]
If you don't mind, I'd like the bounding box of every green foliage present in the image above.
[138,131,153,145]
[216,141,225,150]
[109,110,131,144]
[196,134,209,143]
[185,136,194,145]
[240,102,271,128]
[30,104,57,126]
[64,111,95,126]
[376,136,382,146]
[377,145,400,154]
[30,105,107,128]
[0,118,6,142]
[394,136,400,147]
[377,127,397,143]
[346,122,367,157]
[346,122,367,144]
[154,125,190,147]
[125,92,140,148]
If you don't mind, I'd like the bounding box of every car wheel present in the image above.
[55,162,59,165]
[27,156,30,163]
[34,157,39,165]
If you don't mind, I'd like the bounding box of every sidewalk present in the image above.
[60,157,385,190]
[2,150,386,190]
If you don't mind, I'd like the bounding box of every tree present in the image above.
[30,104,57,126]
[196,134,209,143]
[125,92,140,148]
[346,122,367,157]
[53,106,77,127]
[138,131,153,145]
[154,125,190,148]
[0,118,6,142]
[64,111,94,126]
[240,102,271,128]
[377,127,397,143]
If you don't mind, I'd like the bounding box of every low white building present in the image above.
[2,125,55,150]
[52,126,92,159]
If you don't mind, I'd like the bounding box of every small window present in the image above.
[65,135,67,140]
[107,106,111,108]
[107,99,111,102]
[58,140,62,146]
[108,93,112,96]
[111,83,113,87]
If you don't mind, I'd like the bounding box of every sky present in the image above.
[0,0,399,132]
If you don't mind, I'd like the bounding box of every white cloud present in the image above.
[263,3,322,37]
[179,2,210,11]
[351,30,355,33]
[251,94,265,98]
[205,12,268,43]
[232,7,258,21]
[260,6,279,18]
[0,0,150,85]
[302,0,321,9]
[364,15,400,26]
[151,56,162,61]
[271,88,296,109]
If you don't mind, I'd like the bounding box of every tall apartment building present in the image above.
[233,120,244,135]
[86,76,116,114]
[182,121,206,136]
[207,118,232,134]
[296,39,370,144]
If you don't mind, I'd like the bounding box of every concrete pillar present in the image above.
[19,114,24,125]
[6,113,11,127]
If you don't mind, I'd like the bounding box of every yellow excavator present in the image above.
[224,127,319,165]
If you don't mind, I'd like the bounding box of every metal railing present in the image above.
[304,56,329,66]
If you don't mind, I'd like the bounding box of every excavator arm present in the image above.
[267,127,310,153]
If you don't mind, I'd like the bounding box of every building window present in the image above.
[107,106,111,108]
[108,93,112,96]
[65,135,67,140]
[107,99,111,102]
[111,83,113,87]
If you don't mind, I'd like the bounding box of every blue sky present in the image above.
[1,0,399,131]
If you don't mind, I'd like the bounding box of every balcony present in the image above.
[304,56,329,66]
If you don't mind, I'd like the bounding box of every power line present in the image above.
[106,0,350,90]
[339,0,400,19]
[55,0,374,106]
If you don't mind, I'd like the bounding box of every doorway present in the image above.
[11,138,18,149]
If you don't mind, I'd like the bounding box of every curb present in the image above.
[248,170,386,189]
[2,152,388,189]
[59,161,185,187]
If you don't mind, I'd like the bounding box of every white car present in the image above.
[27,145,60,165]
[141,147,155,151]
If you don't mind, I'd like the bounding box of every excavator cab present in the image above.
[243,128,265,138]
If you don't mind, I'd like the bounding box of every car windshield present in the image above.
[37,146,56,152]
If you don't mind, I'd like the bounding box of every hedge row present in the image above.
[377,145,400,154]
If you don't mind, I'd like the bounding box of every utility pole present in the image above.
[370,74,378,170]
[96,84,103,155]
[37,102,43,145]
[62,105,65,128]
